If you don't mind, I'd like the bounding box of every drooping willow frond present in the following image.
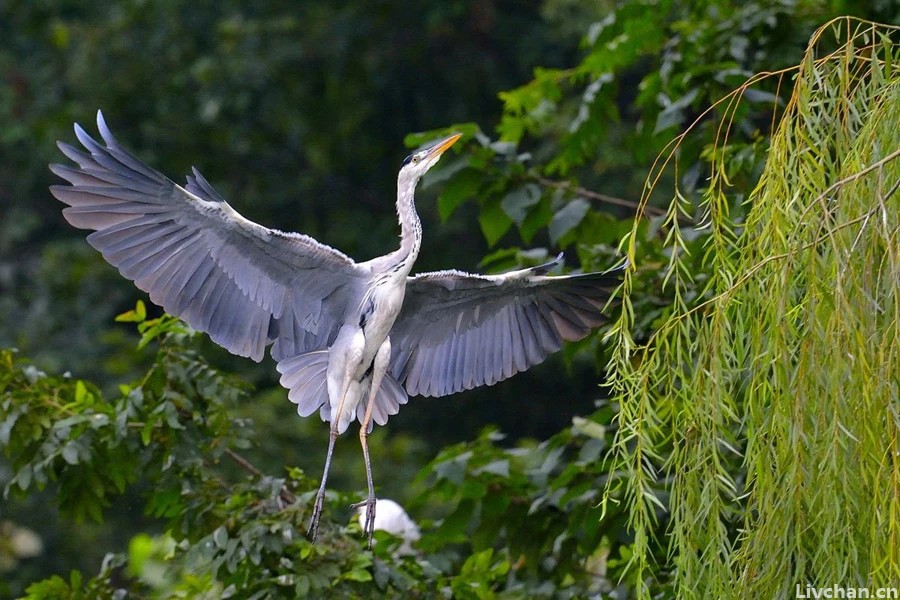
[605,17,899,599]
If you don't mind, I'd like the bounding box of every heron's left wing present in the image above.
[388,257,623,397]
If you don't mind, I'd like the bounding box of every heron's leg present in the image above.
[307,420,340,542]
[351,338,391,549]
[308,372,353,543]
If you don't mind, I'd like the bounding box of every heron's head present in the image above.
[398,133,462,186]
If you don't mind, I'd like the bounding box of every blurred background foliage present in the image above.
[1,0,897,597]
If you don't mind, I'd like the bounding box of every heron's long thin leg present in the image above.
[308,420,340,542]
[351,392,379,548]
[351,339,391,548]
[308,373,353,542]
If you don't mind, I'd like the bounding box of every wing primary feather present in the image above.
[450,334,465,395]
[50,164,117,188]
[56,140,97,167]
[463,326,477,390]
[509,305,529,372]
[516,304,544,364]
[196,270,231,332]
[154,244,207,308]
[187,167,228,203]
[99,221,183,256]
[145,236,206,304]
[499,306,513,379]
[206,275,239,339]
[180,267,223,328]
[438,336,455,397]
[118,229,200,284]
[420,345,437,396]
[547,306,589,341]
[405,351,422,397]
[171,256,217,317]
[487,314,501,386]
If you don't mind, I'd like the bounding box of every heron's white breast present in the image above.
[363,282,406,348]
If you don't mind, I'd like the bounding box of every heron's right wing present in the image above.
[50,111,368,361]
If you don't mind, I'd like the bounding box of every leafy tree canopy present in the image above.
[1,1,898,598]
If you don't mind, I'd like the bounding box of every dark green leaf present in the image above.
[549,198,590,243]
[478,201,513,246]
[500,184,542,225]
[437,169,483,221]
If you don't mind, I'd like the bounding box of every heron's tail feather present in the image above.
[277,350,330,418]
[276,351,409,430]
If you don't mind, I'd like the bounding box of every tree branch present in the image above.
[223,446,297,506]
[532,175,668,217]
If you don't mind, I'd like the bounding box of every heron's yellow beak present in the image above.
[427,133,462,158]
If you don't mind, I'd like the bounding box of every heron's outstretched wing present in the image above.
[50,111,367,362]
[389,256,624,397]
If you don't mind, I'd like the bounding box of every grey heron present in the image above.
[50,111,623,546]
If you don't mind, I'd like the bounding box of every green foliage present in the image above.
[416,418,645,598]
[1,331,407,598]
[115,300,192,351]
[3,1,899,598]
[605,17,900,598]
[2,326,639,598]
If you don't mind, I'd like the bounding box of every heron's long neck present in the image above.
[395,177,422,271]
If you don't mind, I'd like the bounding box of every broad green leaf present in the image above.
[342,569,373,582]
[479,247,521,272]
[500,184,541,225]
[548,198,590,243]
[127,534,155,577]
[115,299,147,323]
[519,197,553,243]
[478,200,513,246]
[74,380,87,405]
[437,169,482,221]
[654,89,698,134]
[61,442,80,465]
[473,459,510,478]
[572,416,606,439]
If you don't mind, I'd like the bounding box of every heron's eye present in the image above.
[402,153,424,167]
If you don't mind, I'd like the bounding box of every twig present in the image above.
[805,147,900,223]
[224,446,297,505]
[532,175,668,217]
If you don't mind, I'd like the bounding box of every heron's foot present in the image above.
[307,488,326,542]
[351,494,378,549]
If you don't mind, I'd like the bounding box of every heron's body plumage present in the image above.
[327,274,407,435]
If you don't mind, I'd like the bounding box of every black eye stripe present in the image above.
[401,153,423,167]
